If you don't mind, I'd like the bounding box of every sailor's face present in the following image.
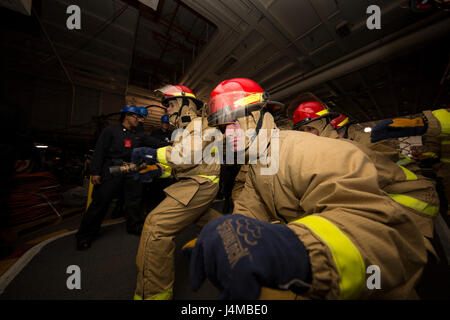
[225,121,244,152]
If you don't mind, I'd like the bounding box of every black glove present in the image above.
[188,214,311,299]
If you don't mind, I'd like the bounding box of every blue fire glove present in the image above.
[131,147,157,164]
[188,214,311,300]
[133,164,162,183]
[371,116,427,143]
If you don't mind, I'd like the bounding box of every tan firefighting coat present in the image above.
[234,112,427,299]
[342,123,371,145]
[309,119,440,241]
[135,102,222,300]
[422,109,450,211]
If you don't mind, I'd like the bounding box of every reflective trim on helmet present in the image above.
[316,109,329,116]
[293,215,365,300]
[233,93,264,108]
[432,109,450,136]
[337,117,349,128]
[398,165,418,181]
[165,91,196,99]
[389,194,439,217]
[157,147,169,165]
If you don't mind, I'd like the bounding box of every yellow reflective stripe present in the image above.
[172,92,196,99]
[432,109,450,136]
[234,93,263,108]
[422,152,438,159]
[316,109,329,116]
[441,140,450,145]
[160,163,172,178]
[197,175,219,184]
[396,155,412,166]
[441,158,450,163]
[399,165,417,181]
[147,288,173,300]
[135,288,173,300]
[294,215,365,299]
[389,194,439,217]
[337,117,349,127]
[157,147,169,165]
[86,177,94,212]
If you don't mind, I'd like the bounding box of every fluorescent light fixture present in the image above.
[364,127,372,133]
[35,144,48,149]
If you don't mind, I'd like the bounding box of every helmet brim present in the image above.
[293,112,340,130]
[208,101,284,127]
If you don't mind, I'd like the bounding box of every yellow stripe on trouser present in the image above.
[157,147,169,165]
[389,194,439,217]
[134,288,173,300]
[432,109,450,136]
[86,177,94,212]
[197,175,219,184]
[441,141,450,145]
[399,165,418,181]
[294,215,365,299]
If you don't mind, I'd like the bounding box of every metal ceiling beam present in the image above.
[150,0,180,87]
[40,4,130,66]
[271,16,450,101]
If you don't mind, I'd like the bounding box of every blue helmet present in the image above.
[161,115,170,123]
[120,105,140,115]
[139,107,148,117]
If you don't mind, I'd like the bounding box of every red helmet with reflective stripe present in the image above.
[330,114,349,129]
[208,78,283,126]
[157,85,203,109]
[292,101,338,129]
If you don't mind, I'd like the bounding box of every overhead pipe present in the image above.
[271,16,450,101]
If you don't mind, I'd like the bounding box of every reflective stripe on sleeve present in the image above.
[396,155,412,166]
[160,163,172,178]
[157,146,169,165]
[197,175,220,184]
[399,165,418,181]
[441,158,450,163]
[422,152,438,159]
[432,109,450,136]
[389,194,439,217]
[293,215,365,299]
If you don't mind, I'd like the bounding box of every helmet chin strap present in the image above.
[169,98,193,128]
